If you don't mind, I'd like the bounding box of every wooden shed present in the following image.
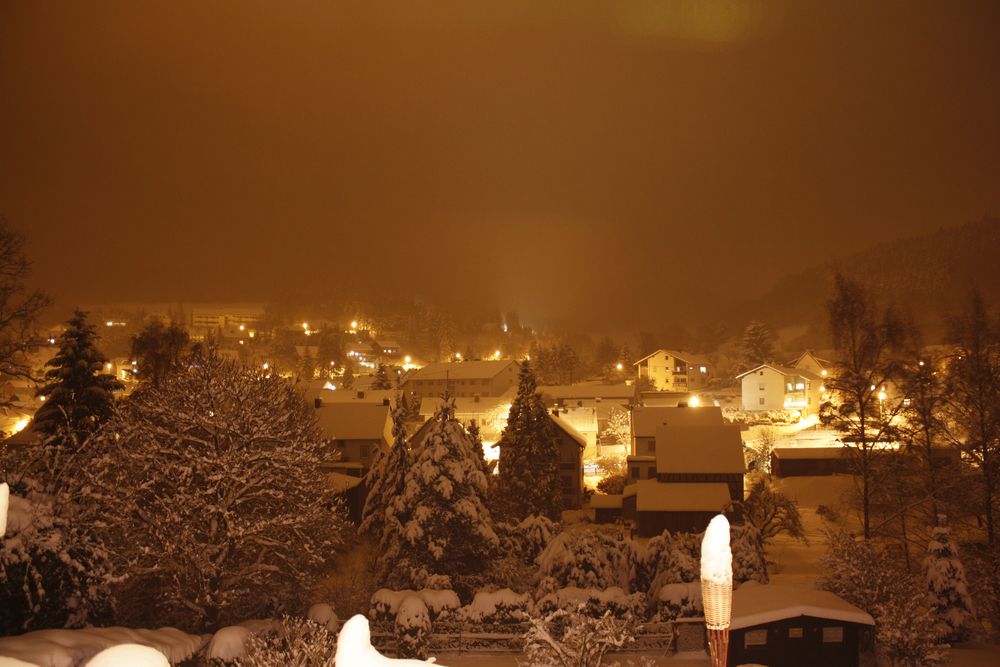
[728,584,874,667]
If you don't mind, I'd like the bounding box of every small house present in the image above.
[634,350,713,392]
[736,364,824,415]
[313,399,393,473]
[728,584,874,667]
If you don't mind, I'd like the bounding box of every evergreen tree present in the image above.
[923,516,977,642]
[380,400,498,590]
[130,319,190,387]
[34,309,123,440]
[340,357,355,390]
[360,403,410,537]
[494,362,563,521]
[738,320,776,371]
[466,421,491,476]
[372,363,392,390]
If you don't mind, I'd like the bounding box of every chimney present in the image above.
[314,397,322,409]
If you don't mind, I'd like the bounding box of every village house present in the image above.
[418,389,515,450]
[549,411,587,510]
[789,350,833,377]
[313,398,393,476]
[633,349,713,392]
[736,363,824,415]
[537,382,635,455]
[401,359,520,399]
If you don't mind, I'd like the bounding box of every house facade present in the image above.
[736,364,824,414]
[633,350,713,392]
[313,399,393,475]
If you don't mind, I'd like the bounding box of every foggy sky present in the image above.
[2,1,999,330]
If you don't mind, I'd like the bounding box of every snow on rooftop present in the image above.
[655,424,744,474]
[631,406,723,437]
[404,360,518,382]
[623,480,731,512]
[537,382,635,401]
[327,471,364,493]
[0,626,205,667]
[771,446,849,460]
[730,583,875,630]
[314,402,392,441]
[587,494,624,509]
[735,363,822,382]
[550,413,587,448]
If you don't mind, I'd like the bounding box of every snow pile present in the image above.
[86,644,169,667]
[335,614,444,666]
[0,626,205,667]
[370,589,459,622]
[307,603,339,631]
[206,626,252,661]
[460,589,533,623]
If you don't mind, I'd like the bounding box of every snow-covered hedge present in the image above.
[654,582,703,621]
[723,408,799,425]
[0,626,205,667]
[536,586,646,619]
[458,589,534,624]
[394,596,431,660]
[370,588,460,623]
[535,527,637,593]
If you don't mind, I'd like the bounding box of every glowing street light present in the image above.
[350,320,358,330]
[615,362,624,371]
[455,352,462,360]
[239,324,245,331]
[494,349,502,359]
[689,395,701,408]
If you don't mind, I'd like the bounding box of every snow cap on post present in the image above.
[700,513,733,629]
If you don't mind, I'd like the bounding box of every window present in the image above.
[744,630,767,647]
[788,627,803,639]
[700,366,707,373]
[561,475,573,491]
[630,467,639,479]
[646,442,656,454]
[822,627,844,643]
[759,397,765,405]
[360,445,371,460]
[796,382,805,390]
[786,382,794,391]
[647,467,656,479]
[759,383,765,391]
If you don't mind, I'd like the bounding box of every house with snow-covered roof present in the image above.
[633,350,713,392]
[728,583,874,667]
[789,349,833,377]
[736,363,824,415]
[401,360,520,399]
[313,398,393,475]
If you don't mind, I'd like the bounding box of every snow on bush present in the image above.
[459,588,534,624]
[207,625,253,662]
[923,519,978,642]
[307,603,339,631]
[875,594,947,667]
[74,352,348,631]
[0,625,204,667]
[504,514,560,562]
[653,582,703,621]
[395,596,431,660]
[234,615,337,667]
[723,408,799,426]
[370,589,460,624]
[535,527,636,594]
[537,587,646,619]
[522,607,647,667]
[638,530,699,597]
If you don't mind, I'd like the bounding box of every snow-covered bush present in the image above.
[731,524,769,584]
[723,408,799,426]
[308,603,339,631]
[0,486,113,633]
[460,588,534,624]
[234,616,337,667]
[923,519,978,642]
[536,587,646,620]
[536,527,636,593]
[370,588,460,624]
[395,596,431,660]
[639,530,699,597]
[653,582,702,621]
[875,594,947,667]
[76,353,348,631]
[522,607,641,667]
[506,514,560,561]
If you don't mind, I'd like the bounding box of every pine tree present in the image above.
[467,421,491,477]
[923,516,977,642]
[380,400,498,590]
[34,309,123,440]
[360,403,410,538]
[738,320,776,371]
[494,362,563,521]
[372,363,392,390]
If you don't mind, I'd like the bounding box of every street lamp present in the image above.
[701,514,733,667]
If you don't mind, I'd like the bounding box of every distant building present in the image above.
[537,382,634,453]
[371,338,402,362]
[634,350,713,392]
[189,303,265,340]
[789,350,833,377]
[401,360,520,399]
[418,390,515,448]
[736,364,824,414]
[313,399,393,475]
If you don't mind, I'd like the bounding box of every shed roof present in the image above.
[655,424,745,474]
[731,583,875,630]
[623,480,731,512]
[772,447,849,460]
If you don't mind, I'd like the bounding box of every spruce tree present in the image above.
[360,403,410,537]
[372,363,393,390]
[923,516,977,642]
[495,361,563,521]
[380,400,498,590]
[738,320,776,371]
[34,309,123,440]
[467,421,491,476]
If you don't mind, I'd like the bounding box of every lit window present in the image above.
[700,366,707,373]
[788,627,803,639]
[796,383,805,390]
[822,627,844,643]
[787,383,793,391]
[744,629,767,647]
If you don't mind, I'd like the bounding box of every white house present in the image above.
[736,364,824,414]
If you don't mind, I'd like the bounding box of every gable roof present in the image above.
[550,413,587,449]
[633,349,711,367]
[788,350,833,370]
[314,403,392,441]
[404,359,519,382]
[731,583,875,630]
[735,363,822,382]
[631,406,724,438]
[655,423,745,474]
[623,480,730,512]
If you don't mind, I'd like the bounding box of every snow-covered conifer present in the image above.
[380,400,498,591]
[372,363,393,390]
[361,403,410,537]
[923,517,977,642]
[494,362,562,521]
[78,352,347,631]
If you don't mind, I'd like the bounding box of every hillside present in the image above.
[737,217,1000,344]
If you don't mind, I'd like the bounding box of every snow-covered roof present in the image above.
[315,403,392,441]
[788,350,834,370]
[731,583,875,630]
[588,494,624,509]
[634,349,711,366]
[374,339,401,348]
[735,363,822,382]
[327,472,364,493]
[550,413,587,449]
[655,424,745,474]
[404,360,519,382]
[623,480,731,512]
[538,382,634,401]
[772,446,849,460]
[631,406,724,437]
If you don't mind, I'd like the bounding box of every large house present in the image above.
[634,350,713,392]
[313,399,393,476]
[736,364,824,414]
[620,405,744,536]
[401,360,520,399]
